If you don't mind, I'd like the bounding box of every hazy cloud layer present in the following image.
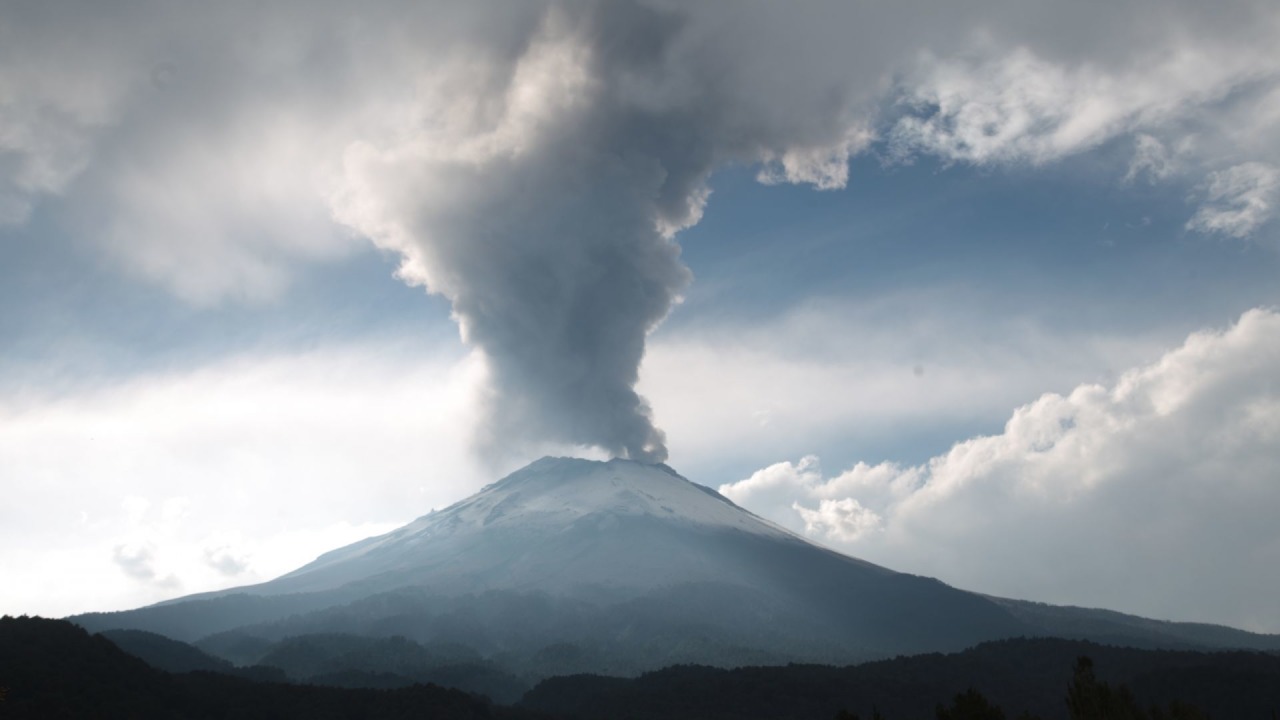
[0,347,482,616]
[4,0,1279,458]
[722,308,1280,632]
[0,294,1172,617]
[640,290,1173,478]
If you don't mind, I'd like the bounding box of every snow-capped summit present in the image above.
[383,456,792,537]
[77,455,1280,669]
[263,456,819,597]
[150,455,1023,660]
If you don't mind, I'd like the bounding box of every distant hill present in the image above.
[71,457,1280,689]
[91,625,527,703]
[98,628,236,673]
[987,597,1280,652]
[0,615,539,719]
[97,627,292,684]
[521,637,1280,720]
[7,616,1279,720]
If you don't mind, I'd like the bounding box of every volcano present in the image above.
[73,457,1280,682]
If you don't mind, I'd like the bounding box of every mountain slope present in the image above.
[261,456,813,597]
[72,457,1280,680]
[98,628,236,673]
[77,458,1026,661]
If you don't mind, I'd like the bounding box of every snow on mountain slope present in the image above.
[73,457,1280,661]
[321,456,794,552]
[261,456,848,596]
[423,457,795,536]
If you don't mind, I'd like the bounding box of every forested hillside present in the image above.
[0,616,541,720]
[522,638,1280,719]
[5,616,1278,719]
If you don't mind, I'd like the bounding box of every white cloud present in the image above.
[880,34,1280,239]
[794,498,883,543]
[723,308,1280,633]
[643,291,1172,476]
[889,39,1265,167]
[0,345,494,617]
[1125,134,1180,183]
[1186,162,1280,238]
[756,126,876,190]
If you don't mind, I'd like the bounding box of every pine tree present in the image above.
[1066,656,1146,720]
[937,687,1007,720]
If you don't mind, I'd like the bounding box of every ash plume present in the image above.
[8,0,1278,462]
[335,1,795,462]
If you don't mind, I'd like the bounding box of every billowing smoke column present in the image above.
[11,0,1276,462]
[331,0,1280,464]
[4,0,874,464]
[336,2,764,462]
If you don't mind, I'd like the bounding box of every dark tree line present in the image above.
[4,616,1279,719]
[0,615,545,719]
[523,639,1280,719]
[834,657,1225,720]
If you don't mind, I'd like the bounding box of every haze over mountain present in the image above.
[74,457,1280,684]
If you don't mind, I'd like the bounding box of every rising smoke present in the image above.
[332,1,866,462]
[5,0,1279,462]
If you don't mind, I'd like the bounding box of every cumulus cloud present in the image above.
[794,498,884,543]
[722,308,1280,632]
[641,290,1172,476]
[3,0,1280,459]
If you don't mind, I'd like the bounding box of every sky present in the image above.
[2,0,1279,633]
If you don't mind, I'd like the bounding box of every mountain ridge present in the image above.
[71,456,1280,682]
[230,456,887,599]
